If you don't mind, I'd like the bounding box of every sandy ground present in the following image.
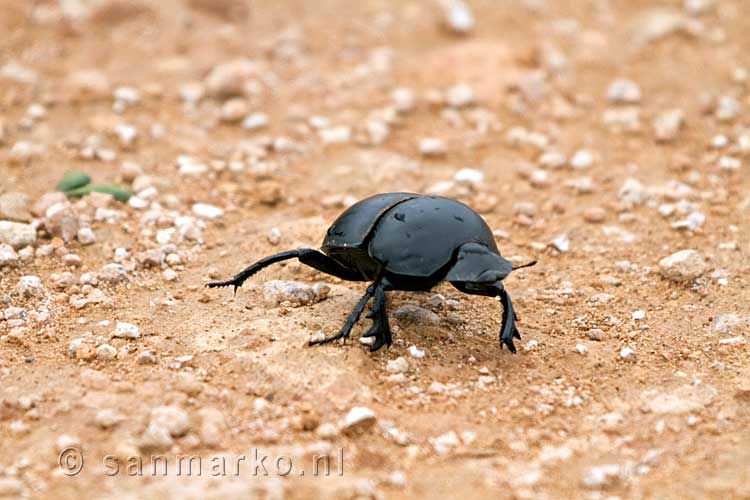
[1,0,750,498]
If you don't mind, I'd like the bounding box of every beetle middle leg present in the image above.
[309,279,380,346]
[361,278,392,352]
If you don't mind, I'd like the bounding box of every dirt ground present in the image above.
[1,0,750,498]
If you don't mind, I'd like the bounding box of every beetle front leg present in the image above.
[498,287,521,354]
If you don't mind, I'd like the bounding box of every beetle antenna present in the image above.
[511,260,537,271]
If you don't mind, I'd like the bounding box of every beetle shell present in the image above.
[322,192,417,251]
[368,196,500,278]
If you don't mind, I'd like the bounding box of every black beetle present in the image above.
[207,192,535,352]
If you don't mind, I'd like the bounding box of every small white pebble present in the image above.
[386,356,410,374]
[96,344,117,360]
[408,345,425,359]
[192,203,224,219]
[570,149,594,169]
[719,337,746,345]
[632,310,646,320]
[113,321,140,339]
[419,137,447,157]
[620,347,637,361]
[453,168,484,187]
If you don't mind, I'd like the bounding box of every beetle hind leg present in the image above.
[206,248,362,294]
[361,280,392,352]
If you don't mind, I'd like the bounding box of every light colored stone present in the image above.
[263,280,327,307]
[192,203,224,219]
[341,407,376,435]
[583,207,606,223]
[0,220,36,249]
[150,406,190,437]
[17,275,43,297]
[659,249,707,282]
[113,321,140,339]
[711,314,746,335]
[419,137,447,157]
[242,112,268,130]
[430,430,460,455]
[445,83,475,108]
[95,409,125,429]
[198,407,225,448]
[607,79,641,104]
[394,304,440,325]
[220,98,249,123]
[77,227,96,245]
[642,384,717,414]
[391,87,416,113]
[137,350,157,365]
[0,243,19,267]
[619,177,646,207]
[386,357,410,374]
[443,0,475,34]
[453,168,484,187]
[96,344,117,360]
[99,263,129,285]
[620,347,637,362]
[582,464,623,489]
[570,149,594,169]
[653,108,684,142]
[408,345,425,358]
[44,202,79,243]
[715,95,740,122]
[205,59,257,98]
[0,192,31,222]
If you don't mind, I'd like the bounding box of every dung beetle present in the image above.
[207,192,535,352]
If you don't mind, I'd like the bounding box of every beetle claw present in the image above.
[363,314,392,352]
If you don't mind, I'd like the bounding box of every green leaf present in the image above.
[56,172,91,192]
[64,184,133,202]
